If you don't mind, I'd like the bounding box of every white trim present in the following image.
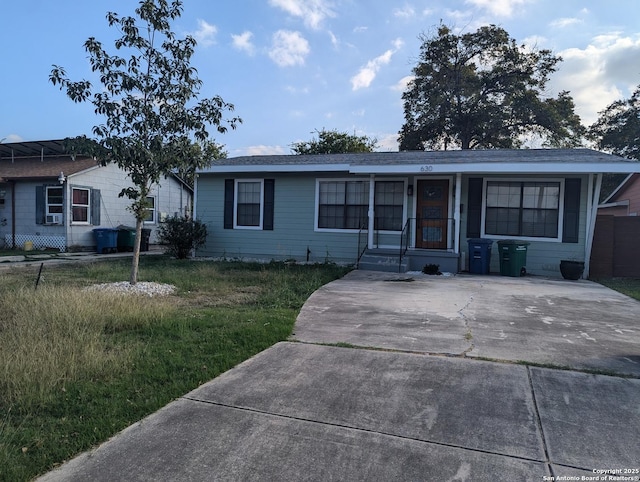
[201,164,352,174]
[412,176,454,250]
[598,200,630,209]
[480,177,565,243]
[314,177,370,232]
[143,195,156,224]
[454,173,462,254]
[200,161,640,176]
[70,186,91,225]
[233,179,264,230]
[350,162,640,175]
[584,174,602,279]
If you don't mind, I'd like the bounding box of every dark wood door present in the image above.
[416,180,449,249]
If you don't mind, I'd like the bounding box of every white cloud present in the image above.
[1,134,22,143]
[268,0,336,30]
[393,5,415,19]
[550,17,582,28]
[465,0,531,17]
[231,31,255,55]
[353,26,368,33]
[376,133,400,151]
[351,39,404,91]
[391,75,414,92]
[551,33,640,125]
[328,30,339,48]
[268,30,310,67]
[243,145,287,156]
[192,19,217,47]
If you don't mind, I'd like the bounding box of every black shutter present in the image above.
[91,189,101,225]
[35,186,46,224]
[563,178,581,243]
[466,178,483,238]
[224,179,234,229]
[263,179,275,230]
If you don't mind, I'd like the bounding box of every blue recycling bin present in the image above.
[468,238,493,274]
[93,228,118,254]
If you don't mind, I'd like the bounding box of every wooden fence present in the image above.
[590,215,640,278]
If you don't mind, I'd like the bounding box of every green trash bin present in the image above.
[117,226,136,252]
[497,240,529,277]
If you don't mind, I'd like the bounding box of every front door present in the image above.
[415,179,449,249]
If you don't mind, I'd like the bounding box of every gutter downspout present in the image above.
[584,173,602,279]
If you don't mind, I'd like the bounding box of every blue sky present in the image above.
[1,0,639,156]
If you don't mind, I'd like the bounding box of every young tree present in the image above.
[50,0,240,284]
[399,24,584,150]
[291,128,378,154]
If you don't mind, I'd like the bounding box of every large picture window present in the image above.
[484,181,561,238]
[374,181,404,231]
[317,180,369,230]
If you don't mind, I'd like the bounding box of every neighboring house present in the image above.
[194,149,640,278]
[598,173,640,216]
[0,139,193,251]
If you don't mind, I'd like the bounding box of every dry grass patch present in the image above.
[0,285,176,408]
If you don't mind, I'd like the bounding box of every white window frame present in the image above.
[46,186,63,216]
[373,178,408,234]
[143,196,156,224]
[71,187,91,225]
[480,177,565,242]
[314,177,370,233]
[234,179,264,230]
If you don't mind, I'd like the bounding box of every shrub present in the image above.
[157,215,208,259]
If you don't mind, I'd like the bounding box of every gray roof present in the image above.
[199,149,640,175]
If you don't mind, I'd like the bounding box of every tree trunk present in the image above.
[129,217,143,285]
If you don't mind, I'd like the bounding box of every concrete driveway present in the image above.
[39,271,640,482]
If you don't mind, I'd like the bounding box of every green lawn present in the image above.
[597,278,640,301]
[0,257,351,481]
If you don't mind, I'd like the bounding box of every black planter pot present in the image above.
[560,260,585,280]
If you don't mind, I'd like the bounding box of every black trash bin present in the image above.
[141,228,151,252]
[497,240,529,277]
[467,238,493,274]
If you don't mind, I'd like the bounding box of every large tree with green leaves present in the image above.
[588,84,640,199]
[399,24,585,150]
[291,128,378,154]
[589,84,640,160]
[50,0,240,284]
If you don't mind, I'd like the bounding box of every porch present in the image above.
[357,216,460,273]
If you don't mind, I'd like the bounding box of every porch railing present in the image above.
[398,217,456,272]
[356,222,368,268]
[398,218,412,272]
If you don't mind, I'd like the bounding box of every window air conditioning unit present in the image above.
[46,214,62,225]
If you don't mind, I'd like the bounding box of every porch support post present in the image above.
[454,173,462,254]
[368,174,375,249]
[584,173,602,279]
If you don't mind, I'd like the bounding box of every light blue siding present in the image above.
[196,173,363,264]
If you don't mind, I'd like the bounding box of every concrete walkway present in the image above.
[38,271,640,481]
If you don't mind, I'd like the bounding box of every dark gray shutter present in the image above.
[263,179,274,230]
[224,179,234,229]
[35,186,46,224]
[91,189,101,226]
[466,178,483,238]
[563,178,581,243]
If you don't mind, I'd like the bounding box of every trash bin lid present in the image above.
[497,239,530,246]
[467,238,493,245]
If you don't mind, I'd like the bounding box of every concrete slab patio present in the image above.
[294,270,640,376]
[39,270,640,481]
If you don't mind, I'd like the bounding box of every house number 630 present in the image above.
[420,165,433,172]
